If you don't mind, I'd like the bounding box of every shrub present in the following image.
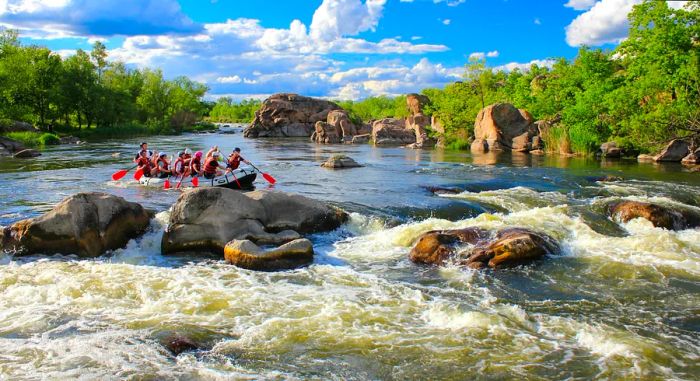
[38,133,60,146]
[3,131,41,147]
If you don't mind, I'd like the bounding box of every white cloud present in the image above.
[468,50,498,60]
[309,0,386,41]
[411,36,422,40]
[441,19,451,25]
[534,18,541,25]
[564,0,596,11]
[493,59,556,72]
[486,50,499,58]
[217,75,242,84]
[565,0,639,46]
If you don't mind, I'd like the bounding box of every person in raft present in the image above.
[226,147,250,172]
[154,152,171,179]
[203,151,226,179]
[172,151,190,178]
[133,142,153,161]
[135,150,154,177]
[190,151,204,177]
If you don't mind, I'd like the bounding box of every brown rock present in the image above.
[466,228,559,269]
[472,103,539,152]
[1,193,151,257]
[654,139,690,162]
[161,335,200,355]
[637,154,655,162]
[244,93,342,138]
[600,142,621,158]
[409,228,487,265]
[321,155,362,169]
[681,148,700,165]
[0,136,29,157]
[431,116,445,135]
[313,121,341,144]
[351,134,371,144]
[224,238,314,271]
[406,93,430,116]
[407,114,434,148]
[371,118,416,145]
[162,189,348,256]
[608,200,700,230]
[327,110,357,137]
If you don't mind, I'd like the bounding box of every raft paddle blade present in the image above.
[164,178,171,189]
[262,173,276,184]
[192,176,199,187]
[112,169,128,181]
[133,168,144,180]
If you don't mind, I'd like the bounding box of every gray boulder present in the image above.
[654,140,690,162]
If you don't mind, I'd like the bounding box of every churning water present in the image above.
[0,132,698,380]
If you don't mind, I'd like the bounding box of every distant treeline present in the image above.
[207,98,261,123]
[0,30,209,137]
[341,1,700,154]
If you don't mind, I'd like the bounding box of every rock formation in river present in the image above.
[224,238,314,271]
[0,192,151,257]
[608,200,700,230]
[244,93,342,138]
[471,103,541,153]
[321,155,362,169]
[161,188,348,257]
[371,118,416,145]
[409,227,559,269]
[0,136,40,158]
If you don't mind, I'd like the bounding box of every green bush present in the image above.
[38,133,60,146]
[3,131,41,147]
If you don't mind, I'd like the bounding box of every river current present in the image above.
[0,130,698,380]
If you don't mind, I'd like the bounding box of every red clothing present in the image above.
[190,157,202,173]
[203,157,219,176]
[173,157,185,175]
[156,157,169,173]
[136,156,151,173]
[227,155,243,170]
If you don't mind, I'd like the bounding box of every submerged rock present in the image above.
[224,238,314,271]
[321,155,362,169]
[162,188,347,256]
[0,192,151,257]
[409,227,558,269]
[160,335,201,356]
[608,200,700,230]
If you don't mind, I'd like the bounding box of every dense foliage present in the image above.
[208,98,261,122]
[0,32,209,137]
[349,2,699,154]
[337,96,410,125]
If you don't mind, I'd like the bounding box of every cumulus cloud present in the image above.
[468,50,499,60]
[0,0,201,37]
[493,59,556,72]
[441,19,451,25]
[309,0,386,41]
[564,0,596,11]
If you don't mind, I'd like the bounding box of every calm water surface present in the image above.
[0,131,698,380]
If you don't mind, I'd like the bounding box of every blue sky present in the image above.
[0,0,687,100]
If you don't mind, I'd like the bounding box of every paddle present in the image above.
[133,168,144,181]
[192,176,199,187]
[112,165,137,181]
[164,177,171,189]
[248,163,276,184]
[230,170,243,189]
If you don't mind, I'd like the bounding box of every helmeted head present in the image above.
[212,151,220,158]
[159,152,167,158]
[184,148,192,155]
[177,151,184,158]
[195,151,203,158]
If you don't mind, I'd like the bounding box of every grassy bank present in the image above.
[2,131,60,147]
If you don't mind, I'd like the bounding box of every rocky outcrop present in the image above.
[406,93,430,116]
[0,193,151,257]
[406,114,434,149]
[321,155,362,169]
[471,103,539,153]
[312,121,341,144]
[600,142,622,158]
[312,110,359,144]
[0,136,35,158]
[224,238,314,271]
[351,134,371,144]
[244,93,342,138]
[682,148,700,165]
[409,227,559,269]
[371,118,416,145]
[161,188,347,256]
[654,140,690,162]
[608,200,700,230]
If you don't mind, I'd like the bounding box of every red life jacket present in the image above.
[203,157,219,175]
[228,155,242,170]
[191,157,202,172]
[157,157,169,172]
[136,156,151,172]
[173,157,185,174]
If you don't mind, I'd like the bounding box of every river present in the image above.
[0,131,698,380]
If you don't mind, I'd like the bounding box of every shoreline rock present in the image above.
[244,93,342,138]
[471,103,540,153]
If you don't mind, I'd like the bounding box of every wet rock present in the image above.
[423,186,462,195]
[465,228,559,269]
[588,174,623,182]
[654,139,690,162]
[637,154,655,162]
[372,118,416,145]
[682,148,700,165]
[600,142,621,158]
[162,188,347,256]
[59,135,81,145]
[13,149,41,158]
[321,155,362,169]
[0,136,28,157]
[244,93,342,138]
[409,228,487,265]
[224,238,314,271]
[163,335,200,355]
[351,134,370,144]
[1,192,151,257]
[472,103,539,153]
[313,121,341,144]
[608,200,700,230]
[409,227,558,269]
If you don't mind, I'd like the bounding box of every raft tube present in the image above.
[138,168,257,190]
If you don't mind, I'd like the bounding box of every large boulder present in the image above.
[600,142,622,158]
[406,93,430,116]
[406,114,435,149]
[0,193,151,257]
[224,238,314,271]
[327,110,357,137]
[312,121,341,144]
[244,93,342,138]
[162,188,348,255]
[471,103,539,152]
[608,200,700,230]
[654,140,690,162]
[371,118,416,145]
[0,136,30,157]
[409,227,558,269]
[0,120,37,133]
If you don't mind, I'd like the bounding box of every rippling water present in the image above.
[0,131,698,380]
